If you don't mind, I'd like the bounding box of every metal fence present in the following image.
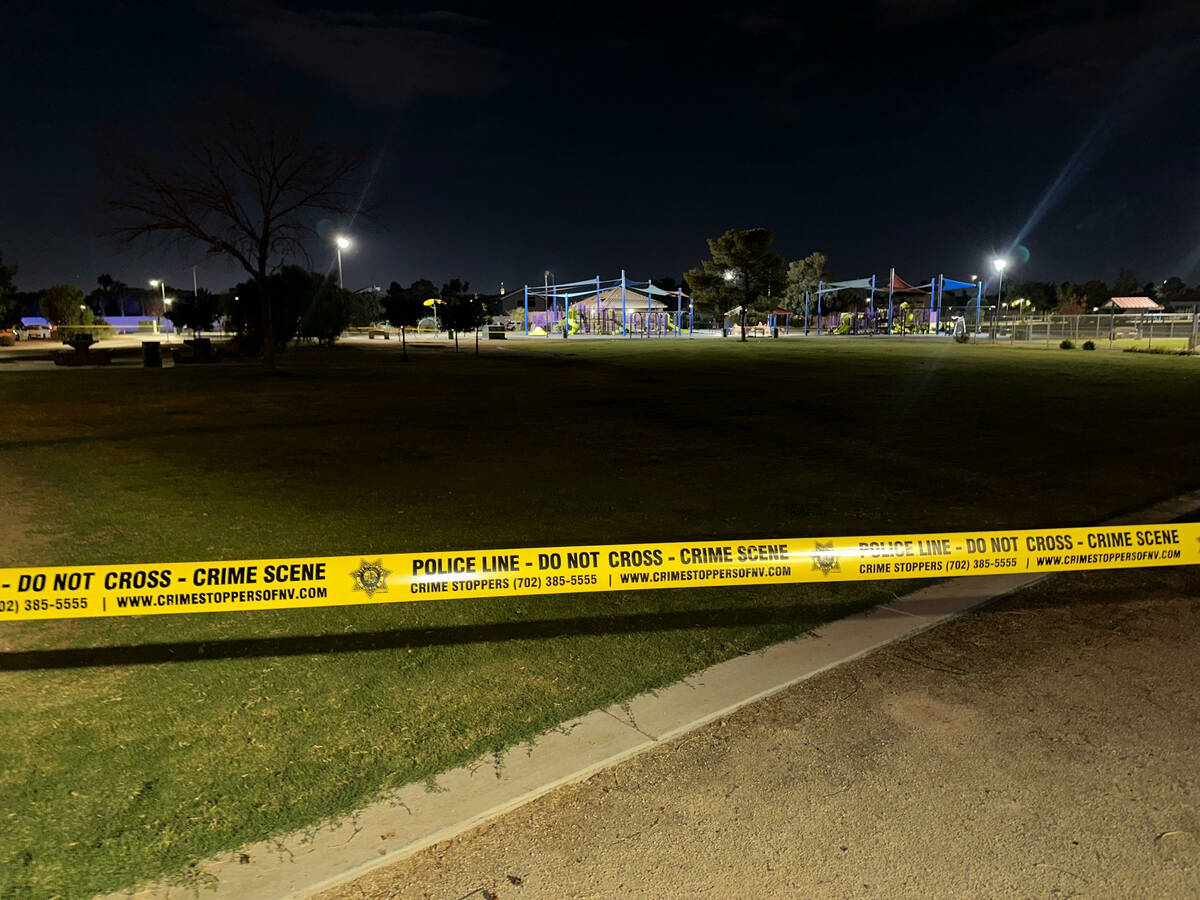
[948,309,1199,350]
[794,308,1197,350]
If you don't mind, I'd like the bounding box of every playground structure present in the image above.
[799,269,987,336]
[496,263,1117,341]
[724,306,793,337]
[507,272,694,337]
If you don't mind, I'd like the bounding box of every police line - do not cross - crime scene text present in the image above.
[0,523,1196,622]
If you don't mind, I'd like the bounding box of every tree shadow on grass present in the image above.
[0,599,869,672]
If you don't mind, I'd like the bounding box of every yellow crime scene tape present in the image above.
[1,523,1196,622]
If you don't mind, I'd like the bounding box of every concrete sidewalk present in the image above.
[102,489,1200,900]
[322,560,1200,899]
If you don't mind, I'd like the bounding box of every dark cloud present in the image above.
[205,2,507,109]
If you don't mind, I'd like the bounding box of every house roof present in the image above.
[1106,296,1164,310]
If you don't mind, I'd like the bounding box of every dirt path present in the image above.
[318,565,1200,900]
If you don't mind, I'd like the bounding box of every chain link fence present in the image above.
[937,308,1199,351]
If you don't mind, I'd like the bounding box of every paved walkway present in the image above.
[318,563,1200,899]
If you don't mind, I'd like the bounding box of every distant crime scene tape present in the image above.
[1,523,1196,622]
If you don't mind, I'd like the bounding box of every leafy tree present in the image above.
[442,294,489,353]
[229,266,357,347]
[109,99,362,370]
[384,280,427,360]
[298,274,355,346]
[0,250,20,328]
[1056,281,1084,313]
[685,227,786,342]
[93,273,129,317]
[783,252,829,317]
[40,284,99,341]
[437,279,476,348]
[1112,268,1139,296]
[440,278,470,305]
[228,265,313,349]
[164,288,221,337]
[139,283,171,320]
[408,279,439,305]
[1081,279,1110,309]
[1157,277,1186,303]
[39,284,86,323]
[1005,281,1052,312]
[348,290,382,327]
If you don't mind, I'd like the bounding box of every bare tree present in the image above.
[109,103,362,369]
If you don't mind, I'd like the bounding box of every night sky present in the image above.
[4,1,1199,295]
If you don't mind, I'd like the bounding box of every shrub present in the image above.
[1060,339,1074,350]
[1082,340,1095,350]
[954,332,970,344]
[1123,346,1194,356]
[297,283,353,346]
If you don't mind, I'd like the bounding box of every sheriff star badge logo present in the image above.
[350,559,391,598]
[811,541,840,577]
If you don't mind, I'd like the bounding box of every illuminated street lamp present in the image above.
[335,235,352,289]
[991,257,1008,312]
[149,279,167,332]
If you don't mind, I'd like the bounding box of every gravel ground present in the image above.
[317,564,1200,900]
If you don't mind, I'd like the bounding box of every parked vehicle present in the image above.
[25,324,52,339]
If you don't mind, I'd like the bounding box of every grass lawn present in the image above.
[2,338,1199,898]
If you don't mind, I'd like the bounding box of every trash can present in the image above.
[772,327,779,339]
[142,341,162,368]
[187,337,213,358]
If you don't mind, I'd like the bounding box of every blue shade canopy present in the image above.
[821,277,874,291]
[642,282,687,297]
[941,277,977,291]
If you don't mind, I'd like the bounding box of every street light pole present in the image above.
[992,258,1007,315]
[335,235,352,289]
[149,279,166,333]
